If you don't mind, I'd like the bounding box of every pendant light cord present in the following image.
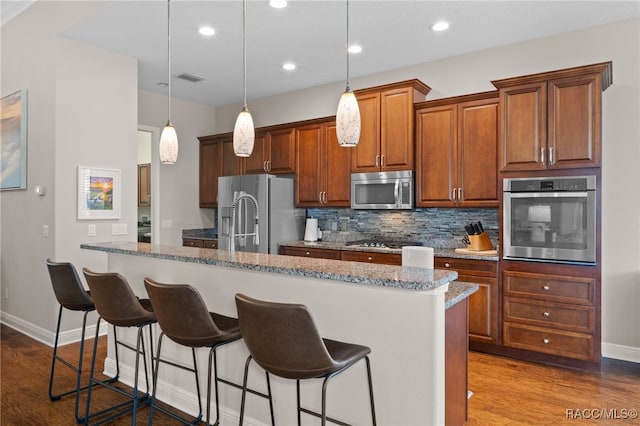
[167,0,172,122]
[242,0,247,109]
[345,0,350,91]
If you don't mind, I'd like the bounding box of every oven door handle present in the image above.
[506,191,589,198]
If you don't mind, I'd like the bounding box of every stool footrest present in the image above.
[299,407,352,426]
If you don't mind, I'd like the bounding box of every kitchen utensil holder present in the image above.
[468,232,493,251]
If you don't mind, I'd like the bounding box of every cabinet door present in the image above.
[221,137,241,176]
[244,133,268,174]
[380,87,414,170]
[324,123,351,206]
[499,82,547,172]
[137,163,151,207]
[295,124,324,206]
[279,246,341,259]
[199,142,220,207]
[547,73,601,169]
[458,98,499,207]
[415,105,457,207]
[341,251,402,265]
[352,92,381,172]
[268,127,296,174]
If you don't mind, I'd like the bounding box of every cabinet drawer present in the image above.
[503,322,594,361]
[341,251,402,265]
[203,240,218,249]
[503,270,595,305]
[504,297,594,333]
[279,246,341,260]
[435,257,497,278]
[183,238,204,248]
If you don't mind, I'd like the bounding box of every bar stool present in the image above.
[235,293,377,426]
[82,268,156,426]
[143,277,245,426]
[46,259,119,423]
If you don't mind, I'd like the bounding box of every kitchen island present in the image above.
[81,242,474,425]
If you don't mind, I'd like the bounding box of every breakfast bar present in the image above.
[81,241,474,425]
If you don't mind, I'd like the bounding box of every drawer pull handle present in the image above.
[543,285,550,291]
[543,338,550,344]
[367,256,373,261]
[543,311,550,317]
[444,263,451,268]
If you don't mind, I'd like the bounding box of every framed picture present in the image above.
[77,166,121,220]
[0,89,28,190]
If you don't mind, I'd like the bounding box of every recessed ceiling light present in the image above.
[269,0,287,8]
[348,45,362,54]
[282,62,296,71]
[198,26,215,37]
[430,21,450,32]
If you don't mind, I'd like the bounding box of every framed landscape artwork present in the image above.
[0,89,28,190]
[77,166,121,220]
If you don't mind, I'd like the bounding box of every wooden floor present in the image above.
[1,324,639,425]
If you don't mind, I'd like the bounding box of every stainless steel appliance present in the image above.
[351,170,413,210]
[218,174,305,254]
[503,176,596,264]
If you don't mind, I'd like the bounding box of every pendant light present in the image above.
[159,0,178,164]
[233,0,255,157]
[336,0,360,147]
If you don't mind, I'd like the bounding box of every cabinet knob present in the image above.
[305,251,310,256]
[543,284,550,291]
[543,338,550,344]
[367,256,373,261]
[543,311,550,317]
[444,263,451,268]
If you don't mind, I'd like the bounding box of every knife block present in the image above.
[468,232,493,251]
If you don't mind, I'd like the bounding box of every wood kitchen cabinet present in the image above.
[436,257,499,345]
[244,127,296,174]
[492,61,612,172]
[502,266,599,364]
[340,251,401,265]
[198,134,241,207]
[352,80,430,173]
[278,246,341,260]
[296,120,351,207]
[183,238,218,249]
[415,92,499,208]
[137,163,151,207]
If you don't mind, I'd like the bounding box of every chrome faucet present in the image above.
[229,192,260,252]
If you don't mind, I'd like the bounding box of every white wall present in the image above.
[138,90,217,246]
[216,19,640,361]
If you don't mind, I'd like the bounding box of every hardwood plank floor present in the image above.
[1,324,639,425]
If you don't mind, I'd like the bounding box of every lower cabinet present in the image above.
[182,238,218,249]
[340,251,401,265]
[436,257,499,345]
[278,246,341,260]
[445,298,468,426]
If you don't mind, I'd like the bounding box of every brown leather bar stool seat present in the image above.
[143,278,244,426]
[235,293,377,426]
[46,259,119,423]
[82,268,156,426]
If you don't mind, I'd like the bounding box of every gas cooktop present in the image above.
[345,239,424,249]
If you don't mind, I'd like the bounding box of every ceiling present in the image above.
[4,1,640,108]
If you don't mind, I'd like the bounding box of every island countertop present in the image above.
[81,242,457,291]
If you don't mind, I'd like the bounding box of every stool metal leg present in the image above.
[265,372,275,426]
[365,356,377,426]
[238,355,252,426]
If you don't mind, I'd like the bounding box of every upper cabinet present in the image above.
[415,92,499,208]
[137,163,151,207]
[198,134,241,207]
[244,127,296,175]
[296,119,351,207]
[492,61,612,172]
[352,80,430,172]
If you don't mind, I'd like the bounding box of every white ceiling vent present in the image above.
[177,73,205,83]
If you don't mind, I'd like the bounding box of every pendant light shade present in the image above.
[336,0,360,147]
[233,0,255,157]
[159,121,179,164]
[160,0,178,164]
[233,107,255,157]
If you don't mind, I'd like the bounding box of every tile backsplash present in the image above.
[307,208,499,249]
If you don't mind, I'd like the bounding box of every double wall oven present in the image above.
[503,176,597,265]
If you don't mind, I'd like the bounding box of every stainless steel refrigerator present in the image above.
[218,174,305,254]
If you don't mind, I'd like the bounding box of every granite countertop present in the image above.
[279,240,499,262]
[445,282,479,309]
[81,242,458,292]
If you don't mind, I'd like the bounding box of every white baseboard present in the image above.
[602,342,640,363]
[0,311,107,347]
[104,357,267,426]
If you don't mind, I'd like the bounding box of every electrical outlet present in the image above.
[88,224,96,237]
[161,219,172,229]
[42,225,49,238]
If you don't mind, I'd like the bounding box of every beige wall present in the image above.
[217,19,640,361]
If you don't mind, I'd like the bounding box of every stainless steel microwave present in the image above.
[351,170,414,210]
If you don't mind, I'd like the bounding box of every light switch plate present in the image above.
[111,223,128,235]
[88,224,96,237]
